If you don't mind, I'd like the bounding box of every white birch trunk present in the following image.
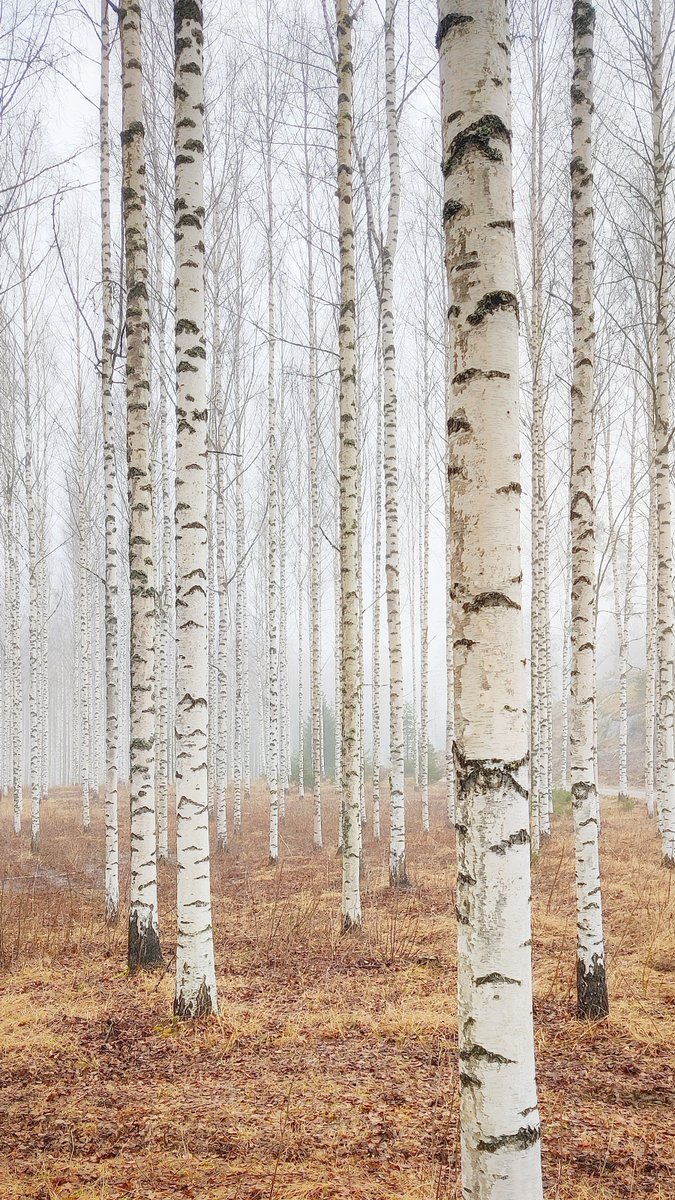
[336,0,361,929]
[305,125,323,848]
[443,312,456,827]
[438,3,543,1193]
[234,411,245,832]
[382,0,406,886]
[121,0,162,971]
[645,419,657,818]
[9,494,22,835]
[21,263,41,854]
[651,0,675,865]
[372,340,383,841]
[173,0,218,1017]
[569,0,609,1016]
[420,395,430,834]
[216,448,228,852]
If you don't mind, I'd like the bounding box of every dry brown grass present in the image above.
[0,784,673,1199]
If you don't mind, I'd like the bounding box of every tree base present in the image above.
[341,912,362,934]
[217,837,228,853]
[577,957,609,1019]
[389,859,410,888]
[31,833,40,854]
[128,911,163,973]
[664,852,675,869]
[174,978,216,1020]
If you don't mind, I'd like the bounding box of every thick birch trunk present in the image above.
[173,0,218,1017]
[336,0,362,930]
[438,3,543,1194]
[569,0,609,1017]
[120,0,162,972]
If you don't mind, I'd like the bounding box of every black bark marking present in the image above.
[461,1043,515,1065]
[477,1124,541,1153]
[489,829,530,855]
[475,973,521,986]
[174,977,215,1020]
[467,290,518,326]
[128,910,163,973]
[577,954,609,1020]
[463,591,519,614]
[435,11,473,50]
[453,367,509,386]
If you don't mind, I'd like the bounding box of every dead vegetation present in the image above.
[0,785,673,1199]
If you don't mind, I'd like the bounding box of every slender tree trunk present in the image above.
[215,448,228,852]
[336,0,362,929]
[264,2,280,864]
[420,392,430,833]
[382,0,406,887]
[298,533,305,801]
[645,418,657,818]
[9,494,22,835]
[305,123,323,848]
[234,412,245,832]
[438,3,544,1194]
[120,0,162,972]
[76,320,91,835]
[372,340,383,841]
[443,309,456,828]
[173,0,218,1017]
[651,0,675,865]
[569,0,609,1016]
[21,264,41,854]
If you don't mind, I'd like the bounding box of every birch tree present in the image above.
[336,0,361,931]
[650,0,675,864]
[173,0,218,1018]
[438,2,543,1193]
[100,0,119,920]
[120,0,162,972]
[569,0,609,1017]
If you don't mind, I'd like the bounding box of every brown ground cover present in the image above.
[0,785,673,1199]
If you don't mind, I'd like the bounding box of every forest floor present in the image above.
[0,785,674,1199]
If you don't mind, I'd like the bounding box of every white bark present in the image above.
[651,0,675,865]
[9,492,22,835]
[336,0,362,930]
[383,0,406,886]
[265,2,279,864]
[121,0,162,971]
[438,3,543,1194]
[372,338,383,841]
[443,309,456,827]
[173,0,218,1017]
[234,408,245,832]
[21,261,41,854]
[304,104,323,847]
[569,0,609,1016]
[645,418,657,818]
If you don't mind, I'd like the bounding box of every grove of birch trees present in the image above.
[2,0,675,1194]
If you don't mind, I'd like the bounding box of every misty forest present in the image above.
[0,0,674,1197]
